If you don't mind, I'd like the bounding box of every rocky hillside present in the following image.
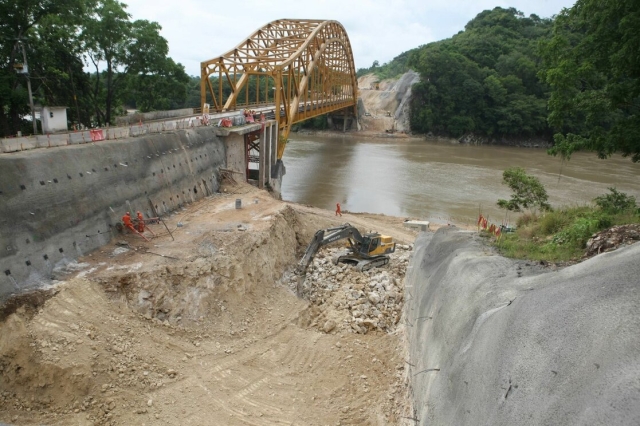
[357,71,419,134]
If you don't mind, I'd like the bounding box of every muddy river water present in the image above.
[282,134,640,226]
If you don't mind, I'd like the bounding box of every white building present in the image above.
[41,106,68,133]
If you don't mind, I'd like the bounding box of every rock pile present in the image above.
[287,244,413,334]
[585,224,640,257]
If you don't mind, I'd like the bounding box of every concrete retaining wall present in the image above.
[405,228,640,425]
[0,127,225,300]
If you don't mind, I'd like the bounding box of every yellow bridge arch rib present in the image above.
[200,19,358,159]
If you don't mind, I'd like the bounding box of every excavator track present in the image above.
[357,255,390,272]
[334,254,390,272]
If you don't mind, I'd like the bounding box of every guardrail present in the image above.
[0,117,209,154]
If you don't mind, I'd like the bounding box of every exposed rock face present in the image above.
[285,244,413,334]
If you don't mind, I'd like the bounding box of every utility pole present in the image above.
[18,40,37,135]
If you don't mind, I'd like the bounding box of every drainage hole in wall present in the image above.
[104,167,109,171]
[25,238,30,244]
[59,248,64,253]
[144,191,147,195]
[155,205,158,210]
[79,173,83,177]
[193,187,198,194]
[40,181,45,186]
[4,270,10,276]
[25,260,31,266]
[113,164,117,168]
[20,184,26,190]
[152,172,156,176]
[73,241,77,247]
[92,168,97,173]
[67,174,72,180]
[161,169,164,174]
[43,254,48,260]
[53,178,58,183]
[173,164,176,168]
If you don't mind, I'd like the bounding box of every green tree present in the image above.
[0,0,83,136]
[593,188,638,214]
[497,167,551,212]
[83,1,182,124]
[539,0,640,162]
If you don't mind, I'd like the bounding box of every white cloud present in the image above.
[122,0,577,76]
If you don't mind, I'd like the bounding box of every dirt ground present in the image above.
[0,182,428,426]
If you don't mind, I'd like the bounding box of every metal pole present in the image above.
[19,41,37,135]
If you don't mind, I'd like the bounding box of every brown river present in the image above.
[281,134,640,227]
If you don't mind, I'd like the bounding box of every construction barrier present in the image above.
[90,129,105,141]
[69,131,91,144]
[37,134,68,148]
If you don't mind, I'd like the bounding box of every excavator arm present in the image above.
[295,224,363,275]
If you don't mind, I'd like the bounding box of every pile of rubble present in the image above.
[286,244,413,334]
[585,224,640,257]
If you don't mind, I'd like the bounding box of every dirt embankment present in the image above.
[0,182,421,426]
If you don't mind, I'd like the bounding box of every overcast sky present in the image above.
[122,0,577,77]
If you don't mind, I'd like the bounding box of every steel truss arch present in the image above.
[200,19,358,158]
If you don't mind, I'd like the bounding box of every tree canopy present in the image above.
[0,0,191,136]
[539,0,640,162]
[406,7,553,138]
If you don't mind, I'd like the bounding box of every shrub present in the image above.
[538,211,568,235]
[594,188,638,214]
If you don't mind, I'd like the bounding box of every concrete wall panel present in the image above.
[69,132,91,145]
[0,137,38,153]
[0,127,225,300]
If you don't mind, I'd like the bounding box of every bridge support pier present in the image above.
[328,110,357,133]
[215,119,284,197]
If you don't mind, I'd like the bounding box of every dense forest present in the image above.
[361,1,640,162]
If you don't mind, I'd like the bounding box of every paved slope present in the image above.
[406,227,640,425]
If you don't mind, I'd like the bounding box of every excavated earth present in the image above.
[0,182,424,426]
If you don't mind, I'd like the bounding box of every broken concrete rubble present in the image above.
[287,244,413,335]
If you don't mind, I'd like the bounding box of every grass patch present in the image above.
[493,205,640,263]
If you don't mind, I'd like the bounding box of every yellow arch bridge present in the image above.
[200,19,358,159]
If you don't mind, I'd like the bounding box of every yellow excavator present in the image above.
[296,223,396,274]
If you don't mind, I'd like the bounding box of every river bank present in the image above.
[293,128,553,149]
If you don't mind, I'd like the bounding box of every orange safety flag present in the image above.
[478,214,484,226]
[482,218,488,230]
[488,223,496,234]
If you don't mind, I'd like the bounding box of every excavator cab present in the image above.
[361,233,395,256]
